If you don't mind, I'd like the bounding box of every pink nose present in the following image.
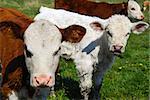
[113,45,123,51]
[33,74,52,87]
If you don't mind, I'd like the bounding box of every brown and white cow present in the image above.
[0,7,34,99]
[55,0,144,20]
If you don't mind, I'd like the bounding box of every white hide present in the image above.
[34,7,107,50]
[128,0,144,20]
[34,7,149,99]
[24,20,62,87]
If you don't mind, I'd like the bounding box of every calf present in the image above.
[24,19,87,99]
[55,0,144,20]
[34,7,149,99]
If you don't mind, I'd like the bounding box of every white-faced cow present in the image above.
[24,19,87,99]
[34,7,149,100]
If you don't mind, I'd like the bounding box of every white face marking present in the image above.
[24,20,62,87]
[106,15,149,55]
[106,15,132,54]
[128,0,144,20]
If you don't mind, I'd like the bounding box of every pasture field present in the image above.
[0,0,149,99]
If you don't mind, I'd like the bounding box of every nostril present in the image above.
[36,80,40,84]
[49,76,52,79]
[35,77,40,84]
[47,80,50,84]
[113,45,123,50]
[141,16,144,19]
[46,76,52,85]
[120,46,123,49]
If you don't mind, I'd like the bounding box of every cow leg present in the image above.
[91,59,114,99]
[90,69,104,100]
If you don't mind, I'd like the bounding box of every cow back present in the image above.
[55,0,128,19]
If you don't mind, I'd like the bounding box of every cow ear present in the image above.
[0,21,23,39]
[59,25,86,43]
[131,21,149,34]
[90,22,105,31]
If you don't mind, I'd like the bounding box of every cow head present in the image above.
[24,20,86,87]
[24,20,62,87]
[90,15,149,56]
[104,15,149,55]
[127,0,144,20]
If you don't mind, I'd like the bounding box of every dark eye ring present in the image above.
[24,45,33,58]
[131,8,135,10]
[107,31,112,37]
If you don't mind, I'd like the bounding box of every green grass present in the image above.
[0,0,149,99]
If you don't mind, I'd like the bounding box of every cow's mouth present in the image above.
[113,50,121,55]
[111,50,123,58]
[38,85,49,88]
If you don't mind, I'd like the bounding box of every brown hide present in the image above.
[55,0,128,19]
[0,8,33,98]
[0,21,24,78]
[0,67,23,99]
[0,7,32,75]
[0,7,33,38]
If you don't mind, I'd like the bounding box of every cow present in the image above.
[34,7,149,99]
[55,0,144,20]
[24,19,88,99]
[0,7,33,99]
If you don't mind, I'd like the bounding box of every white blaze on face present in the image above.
[106,15,131,54]
[128,0,144,20]
[105,15,149,55]
[24,20,62,87]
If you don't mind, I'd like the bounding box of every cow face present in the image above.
[128,0,144,20]
[24,20,62,87]
[105,15,149,55]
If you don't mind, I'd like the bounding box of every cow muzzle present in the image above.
[111,45,123,55]
[32,74,54,87]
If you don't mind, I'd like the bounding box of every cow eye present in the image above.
[24,45,33,58]
[107,31,112,37]
[126,32,130,36]
[53,47,61,56]
[131,8,135,10]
